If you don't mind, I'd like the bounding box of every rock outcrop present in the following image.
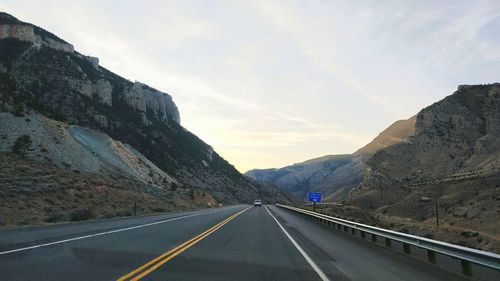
[124,81,180,124]
[91,79,113,106]
[0,12,74,53]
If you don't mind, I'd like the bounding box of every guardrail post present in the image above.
[343,225,348,232]
[351,228,356,235]
[427,250,436,264]
[385,238,392,248]
[361,231,366,239]
[371,234,377,243]
[403,243,411,254]
[461,260,472,276]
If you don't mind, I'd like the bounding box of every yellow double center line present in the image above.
[117,207,250,281]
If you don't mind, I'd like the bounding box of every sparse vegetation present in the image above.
[0,153,207,227]
[12,135,31,155]
[13,103,24,117]
[68,208,93,221]
[45,212,64,223]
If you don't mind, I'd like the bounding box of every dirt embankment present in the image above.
[0,153,215,227]
[0,112,178,187]
[337,174,500,254]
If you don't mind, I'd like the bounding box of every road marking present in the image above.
[117,206,250,281]
[0,207,239,256]
[265,206,330,281]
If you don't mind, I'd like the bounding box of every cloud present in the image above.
[2,0,499,172]
[142,13,222,51]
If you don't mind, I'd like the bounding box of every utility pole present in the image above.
[133,200,137,218]
[435,192,440,227]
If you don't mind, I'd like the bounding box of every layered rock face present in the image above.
[124,82,180,125]
[364,84,500,187]
[0,13,74,52]
[0,12,180,128]
[0,24,35,41]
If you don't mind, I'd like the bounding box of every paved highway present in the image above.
[0,205,467,280]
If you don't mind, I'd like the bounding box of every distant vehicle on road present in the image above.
[253,199,262,207]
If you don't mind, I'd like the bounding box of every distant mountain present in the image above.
[245,116,416,200]
[0,12,290,225]
[245,154,360,200]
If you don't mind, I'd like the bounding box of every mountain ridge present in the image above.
[245,116,416,200]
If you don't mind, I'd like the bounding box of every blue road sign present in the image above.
[308,192,321,203]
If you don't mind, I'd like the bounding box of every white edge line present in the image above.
[0,207,239,255]
[265,205,330,281]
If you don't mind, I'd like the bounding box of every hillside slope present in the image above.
[0,12,290,225]
[0,112,177,187]
[350,84,500,253]
[354,115,416,155]
[364,84,500,187]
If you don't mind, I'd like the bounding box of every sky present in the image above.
[2,1,500,172]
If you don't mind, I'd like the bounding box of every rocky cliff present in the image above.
[0,12,290,225]
[364,84,500,187]
[0,12,73,52]
[0,14,180,127]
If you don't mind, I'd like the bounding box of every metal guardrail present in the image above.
[276,204,500,277]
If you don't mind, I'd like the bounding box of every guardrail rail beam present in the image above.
[276,203,500,280]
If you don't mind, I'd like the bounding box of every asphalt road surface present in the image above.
[0,205,467,281]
